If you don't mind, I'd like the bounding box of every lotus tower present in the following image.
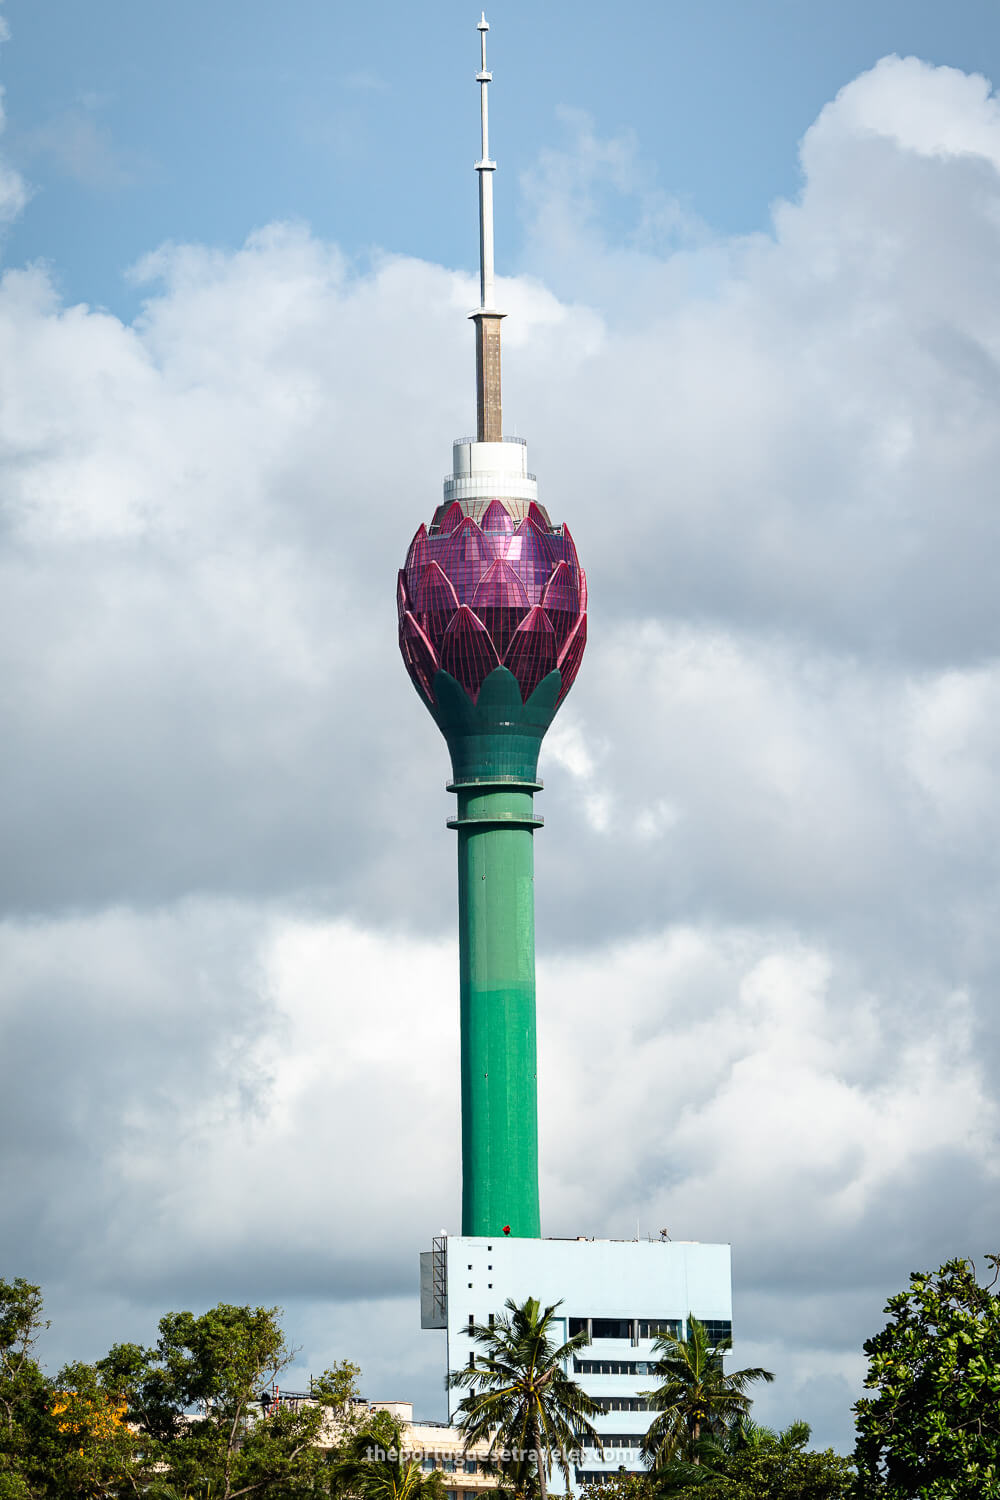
[397,14,586,1240]
[402,22,731,1481]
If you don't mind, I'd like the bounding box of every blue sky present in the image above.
[5,0,1000,1460]
[6,0,1000,315]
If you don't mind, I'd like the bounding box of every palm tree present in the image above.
[641,1315,773,1467]
[333,1409,447,1500]
[726,1416,810,1454]
[449,1296,602,1500]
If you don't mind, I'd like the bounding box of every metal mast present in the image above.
[472,14,504,442]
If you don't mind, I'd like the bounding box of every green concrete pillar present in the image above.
[449,780,542,1239]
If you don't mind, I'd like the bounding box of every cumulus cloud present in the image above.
[3,52,1000,1453]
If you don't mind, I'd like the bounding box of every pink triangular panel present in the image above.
[473,558,530,660]
[509,517,561,600]
[480,498,514,534]
[503,604,557,703]
[404,525,429,594]
[440,604,501,701]
[412,560,460,645]
[473,558,530,611]
[540,559,581,651]
[400,610,440,705]
[527,502,550,531]
[578,566,588,616]
[556,613,587,703]
[440,516,492,603]
[438,501,466,535]
[561,522,581,575]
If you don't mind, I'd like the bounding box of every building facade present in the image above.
[421,1235,732,1485]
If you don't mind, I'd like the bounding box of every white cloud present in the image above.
[3,51,1000,1454]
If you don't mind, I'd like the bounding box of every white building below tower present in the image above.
[421,1235,733,1489]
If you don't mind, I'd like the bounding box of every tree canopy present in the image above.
[854,1252,1000,1499]
[0,1278,363,1498]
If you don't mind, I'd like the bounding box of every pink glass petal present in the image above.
[527,502,551,531]
[438,501,466,535]
[503,604,557,703]
[473,558,530,660]
[440,604,501,701]
[404,524,429,595]
[579,565,588,616]
[397,569,411,629]
[508,517,562,601]
[540,559,581,651]
[400,610,440,705]
[439,516,492,604]
[561,522,581,575]
[412,560,460,646]
[480,498,515,533]
[556,613,587,703]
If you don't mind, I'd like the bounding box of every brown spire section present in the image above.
[474,314,503,441]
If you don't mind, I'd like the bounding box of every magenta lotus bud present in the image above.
[398,499,587,709]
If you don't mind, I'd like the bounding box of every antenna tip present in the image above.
[478,13,489,30]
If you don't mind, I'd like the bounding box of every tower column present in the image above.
[449,780,542,1238]
[473,313,503,442]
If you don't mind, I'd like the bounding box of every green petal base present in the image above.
[428,666,563,786]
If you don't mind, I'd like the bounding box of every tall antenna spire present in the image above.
[472,13,503,442]
[476,13,496,311]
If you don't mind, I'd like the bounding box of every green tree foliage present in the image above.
[578,1422,852,1500]
[656,1445,855,1499]
[99,1303,362,1497]
[726,1417,811,1454]
[854,1253,1000,1498]
[0,1278,49,1498]
[0,1278,147,1498]
[579,1472,654,1500]
[641,1315,774,1466]
[449,1296,602,1500]
[0,1277,368,1498]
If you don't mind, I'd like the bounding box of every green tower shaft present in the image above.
[451,780,542,1238]
[430,670,561,1240]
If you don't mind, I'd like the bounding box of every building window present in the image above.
[422,1459,437,1471]
[590,1319,632,1341]
[442,1459,456,1473]
[583,1434,644,1450]
[638,1319,681,1340]
[594,1396,653,1412]
[568,1318,590,1340]
[574,1359,657,1375]
[463,1459,478,1474]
